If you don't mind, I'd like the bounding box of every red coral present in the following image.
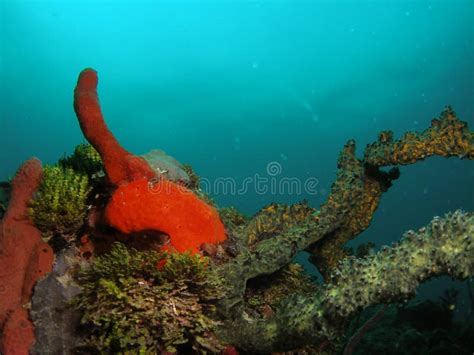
[73,69,227,253]
[0,159,54,354]
[74,68,155,186]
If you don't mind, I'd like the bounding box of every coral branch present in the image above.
[219,210,474,352]
[309,107,472,278]
[365,106,474,166]
[0,159,54,354]
[218,142,397,312]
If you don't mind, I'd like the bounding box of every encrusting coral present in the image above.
[0,68,473,355]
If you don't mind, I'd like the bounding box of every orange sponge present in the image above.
[104,179,226,253]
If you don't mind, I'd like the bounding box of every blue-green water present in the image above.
[1,1,473,316]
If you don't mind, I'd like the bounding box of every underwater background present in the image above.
[1,0,473,319]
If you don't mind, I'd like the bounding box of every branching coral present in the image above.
[73,243,226,353]
[364,106,474,166]
[29,166,91,238]
[213,107,473,351]
[308,107,472,278]
[219,210,474,352]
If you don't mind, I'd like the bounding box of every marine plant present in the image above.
[73,243,226,353]
[29,165,91,238]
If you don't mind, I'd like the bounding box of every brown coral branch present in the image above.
[218,142,371,314]
[219,210,474,352]
[218,107,473,322]
[364,106,474,166]
[308,107,472,278]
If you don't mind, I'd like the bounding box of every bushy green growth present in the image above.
[29,166,91,237]
[73,243,226,354]
[58,143,102,177]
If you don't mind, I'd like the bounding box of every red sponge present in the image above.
[74,68,155,186]
[105,179,226,253]
[0,159,54,354]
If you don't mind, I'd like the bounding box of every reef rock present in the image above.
[30,247,83,355]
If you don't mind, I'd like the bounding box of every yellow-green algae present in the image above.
[29,165,91,237]
[72,243,227,354]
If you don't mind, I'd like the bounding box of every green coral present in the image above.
[58,143,103,177]
[29,166,91,237]
[73,243,226,354]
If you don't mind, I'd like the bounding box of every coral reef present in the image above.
[0,159,54,354]
[29,166,91,239]
[1,68,473,354]
[301,106,473,278]
[219,211,474,352]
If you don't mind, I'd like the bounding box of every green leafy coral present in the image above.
[29,166,91,237]
[73,243,226,354]
[58,143,103,177]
